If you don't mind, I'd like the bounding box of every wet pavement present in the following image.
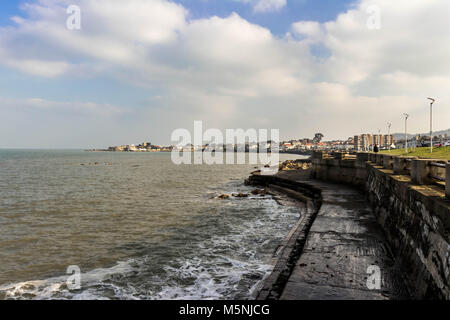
[280,180,410,300]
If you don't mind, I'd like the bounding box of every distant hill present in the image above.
[393,128,450,140]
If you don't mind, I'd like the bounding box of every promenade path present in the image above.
[279,179,410,300]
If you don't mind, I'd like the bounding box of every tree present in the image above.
[313,133,324,144]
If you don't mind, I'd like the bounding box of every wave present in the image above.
[0,184,300,300]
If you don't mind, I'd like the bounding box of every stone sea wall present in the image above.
[311,152,450,299]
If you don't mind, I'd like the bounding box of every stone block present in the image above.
[376,154,383,166]
[393,157,407,174]
[411,159,431,185]
[312,151,324,160]
[356,152,369,163]
[333,152,343,160]
[383,155,393,170]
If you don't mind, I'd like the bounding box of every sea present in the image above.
[0,150,305,300]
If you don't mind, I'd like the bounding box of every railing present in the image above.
[311,151,450,198]
[373,155,449,197]
[429,162,447,182]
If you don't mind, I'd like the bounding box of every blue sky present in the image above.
[0,1,21,25]
[0,0,449,148]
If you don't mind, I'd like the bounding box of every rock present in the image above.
[251,188,268,196]
[217,194,230,200]
[232,193,249,198]
[278,159,312,171]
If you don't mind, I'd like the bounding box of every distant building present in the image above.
[373,134,383,147]
[384,135,394,147]
[354,133,395,151]
[129,144,137,151]
[361,134,373,151]
[354,135,361,151]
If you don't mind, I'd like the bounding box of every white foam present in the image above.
[0,186,300,300]
[0,260,138,300]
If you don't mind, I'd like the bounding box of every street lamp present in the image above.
[387,122,392,151]
[427,97,436,153]
[403,113,409,153]
[377,129,381,150]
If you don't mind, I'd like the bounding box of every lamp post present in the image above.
[427,98,436,153]
[403,113,409,153]
[377,129,381,150]
[387,122,392,151]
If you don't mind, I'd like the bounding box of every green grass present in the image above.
[379,146,450,160]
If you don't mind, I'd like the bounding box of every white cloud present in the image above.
[0,0,450,147]
[253,0,287,12]
[3,58,71,77]
[234,0,287,13]
[291,21,324,42]
[0,97,126,117]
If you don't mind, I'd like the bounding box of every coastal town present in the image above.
[91,131,450,154]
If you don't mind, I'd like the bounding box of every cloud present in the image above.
[0,97,127,117]
[253,0,287,12]
[291,21,324,42]
[234,0,287,13]
[3,59,71,78]
[0,0,449,148]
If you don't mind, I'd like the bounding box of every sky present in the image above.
[0,0,449,148]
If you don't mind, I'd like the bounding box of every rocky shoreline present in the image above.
[214,159,312,201]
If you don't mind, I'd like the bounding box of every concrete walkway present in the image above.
[280,180,410,300]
